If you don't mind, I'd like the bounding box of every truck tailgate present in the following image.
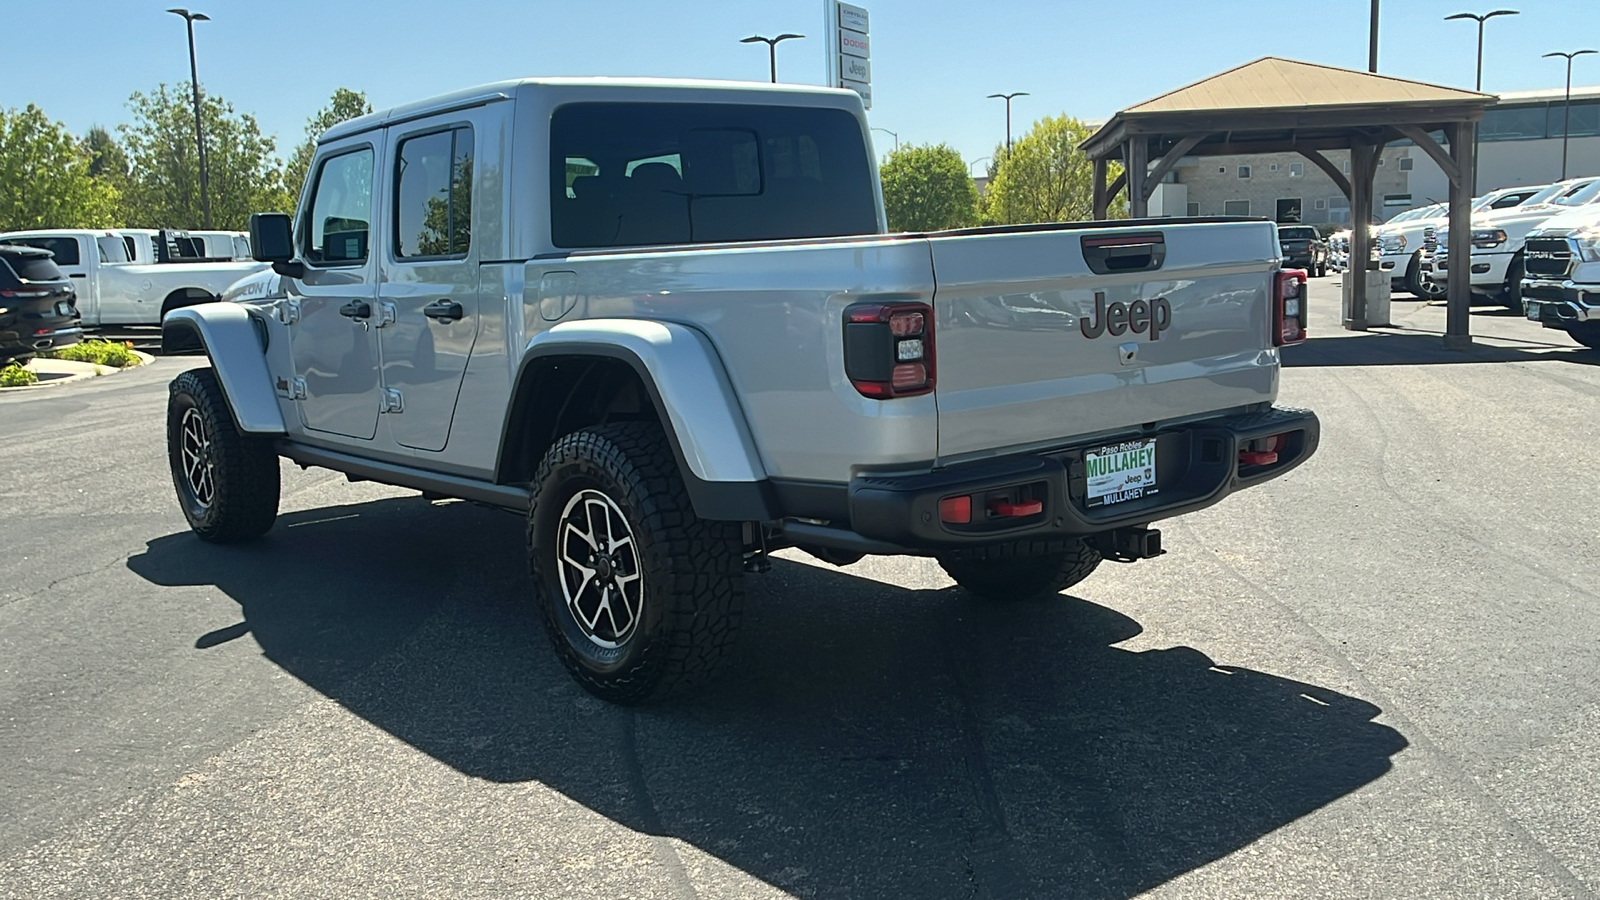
[930,221,1280,464]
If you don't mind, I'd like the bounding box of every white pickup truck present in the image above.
[1521,203,1600,349]
[164,77,1320,702]
[1426,177,1600,308]
[0,228,265,329]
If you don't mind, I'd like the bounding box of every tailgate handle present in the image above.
[1082,232,1166,275]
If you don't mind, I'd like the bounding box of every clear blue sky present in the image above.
[4,0,1597,168]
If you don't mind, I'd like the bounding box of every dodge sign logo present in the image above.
[1080,291,1173,341]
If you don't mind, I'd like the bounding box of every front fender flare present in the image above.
[504,319,777,521]
[162,305,285,435]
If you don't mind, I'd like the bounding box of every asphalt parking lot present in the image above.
[3,278,1600,899]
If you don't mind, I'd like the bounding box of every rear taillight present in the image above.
[1273,269,1308,346]
[844,301,935,398]
[0,289,52,299]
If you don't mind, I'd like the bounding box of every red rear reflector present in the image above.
[939,495,972,524]
[890,363,927,390]
[990,499,1043,517]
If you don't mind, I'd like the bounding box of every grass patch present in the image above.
[0,363,39,387]
[46,340,140,368]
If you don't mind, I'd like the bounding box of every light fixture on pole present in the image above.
[1446,9,1518,193]
[1544,49,1598,180]
[969,156,993,176]
[986,92,1028,154]
[1445,9,1519,90]
[167,8,212,230]
[870,127,899,151]
[740,33,804,84]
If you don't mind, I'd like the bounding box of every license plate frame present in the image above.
[1084,438,1158,508]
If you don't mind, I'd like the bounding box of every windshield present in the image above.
[1553,180,1600,207]
[1522,181,1581,207]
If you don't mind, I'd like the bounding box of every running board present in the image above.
[274,441,531,512]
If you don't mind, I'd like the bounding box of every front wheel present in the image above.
[1567,323,1600,350]
[528,421,745,704]
[1500,253,1525,311]
[939,539,1103,601]
[167,368,280,542]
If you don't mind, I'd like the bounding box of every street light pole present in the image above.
[986,92,1028,154]
[167,8,212,229]
[1369,0,1380,72]
[870,127,899,151]
[969,156,993,176]
[1544,49,1598,180]
[739,33,804,83]
[1446,9,1518,193]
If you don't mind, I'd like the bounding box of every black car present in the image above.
[1277,225,1328,277]
[1,244,82,366]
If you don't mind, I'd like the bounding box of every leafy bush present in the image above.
[0,363,38,387]
[47,340,140,368]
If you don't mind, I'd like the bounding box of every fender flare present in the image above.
[162,304,286,435]
[499,319,778,521]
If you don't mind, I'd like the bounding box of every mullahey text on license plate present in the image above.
[1085,439,1157,508]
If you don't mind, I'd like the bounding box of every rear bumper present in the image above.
[829,406,1320,551]
[0,323,82,356]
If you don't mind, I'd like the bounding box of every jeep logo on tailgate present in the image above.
[1080,292,1172,341]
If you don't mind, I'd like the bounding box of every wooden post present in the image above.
[1345,140,1374,329]
[1444,121,1476,350]
[1127,138,1149,218]
[1093,157,1108,220]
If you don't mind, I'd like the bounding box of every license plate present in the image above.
[1085,439,1157,508]
[1525,301,1542,321]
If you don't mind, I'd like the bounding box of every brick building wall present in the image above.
[1160,147,1416,225]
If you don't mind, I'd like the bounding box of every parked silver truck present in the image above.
[163,77,1320,702]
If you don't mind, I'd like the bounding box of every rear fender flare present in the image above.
[500,319,777,521]
[161,304,285,435]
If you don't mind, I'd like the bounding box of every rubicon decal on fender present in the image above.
[1080,292,1172,341]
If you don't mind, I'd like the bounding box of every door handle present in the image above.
[422,299,464,324]
[339,300,372,319]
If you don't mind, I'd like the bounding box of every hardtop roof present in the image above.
[321,77,864,145]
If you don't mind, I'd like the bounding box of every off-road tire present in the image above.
[167,368,280,543]
[939,538,1103,601]
[1567,323,1600,350]
[528,421,744,704]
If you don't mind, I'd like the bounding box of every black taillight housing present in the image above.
[1274,269,1308,346]
[843,301,935,398]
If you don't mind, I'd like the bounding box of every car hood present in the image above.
[1523,204,1600,236]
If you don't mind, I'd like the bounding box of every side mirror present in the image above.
[249,212,304,279]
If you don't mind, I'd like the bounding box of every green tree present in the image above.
[879,143,981,232]
[285,88,372,201]
[83,125,130,183]
[983,115,1124,225]
[118,83,292,230]
[0,105,120,231]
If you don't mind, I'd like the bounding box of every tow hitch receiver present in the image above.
[1092,526,1164,562]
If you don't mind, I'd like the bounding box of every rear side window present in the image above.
[304,147,375,265]
[1,252,65,281]
[394,125,474,258]
[1279,227,1318,240]
[550,102,877,248]
[5,236,80,266]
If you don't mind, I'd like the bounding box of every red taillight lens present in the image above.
[1274,269,1308,346]
[844,301,936,398]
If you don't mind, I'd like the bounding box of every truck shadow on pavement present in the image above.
[1284,331,1600,368]
[129,496,1407,899]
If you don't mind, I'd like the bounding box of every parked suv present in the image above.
[0,244,82,366]
[1278,225,1327,276]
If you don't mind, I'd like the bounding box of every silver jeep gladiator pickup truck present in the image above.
[163,77,1319,703]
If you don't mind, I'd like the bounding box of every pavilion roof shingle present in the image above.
[1123,57,1491,115]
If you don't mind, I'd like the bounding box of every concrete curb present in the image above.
[0,349,157,392]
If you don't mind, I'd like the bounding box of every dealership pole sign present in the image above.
[825,1,871,109]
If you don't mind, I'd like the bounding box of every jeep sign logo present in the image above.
[1080,292,1172,341]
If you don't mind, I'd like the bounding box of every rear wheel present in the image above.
[166,368,280,542]
[939,539,1103,601]
[1567,323,1600,350]
[528,421,745,704]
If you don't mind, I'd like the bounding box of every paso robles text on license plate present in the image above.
[1085,439,1157,507]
